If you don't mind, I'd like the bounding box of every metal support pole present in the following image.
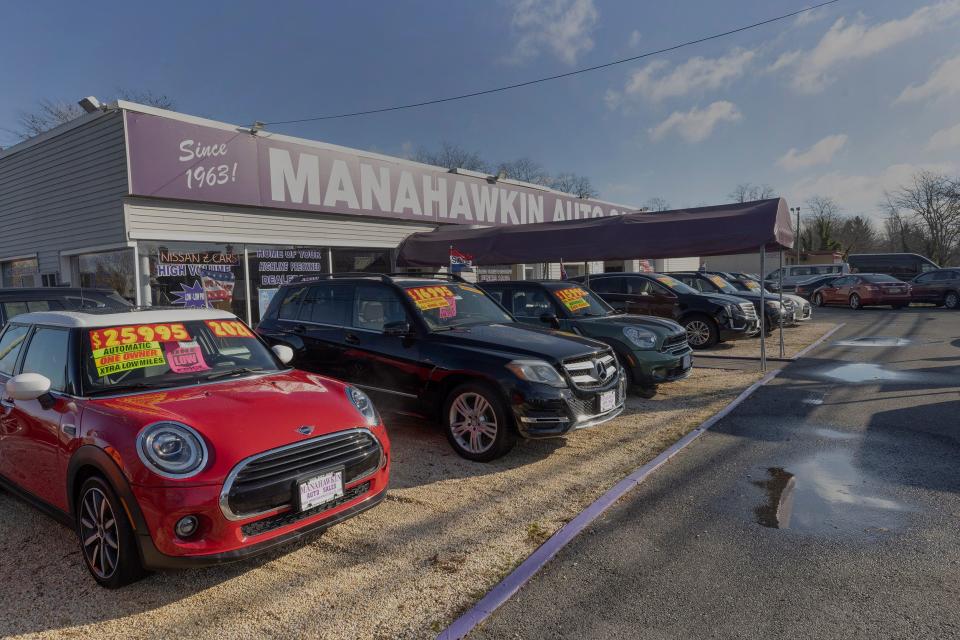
[779,248,785,358]
[796,207,801,265]
[759,247,766,372]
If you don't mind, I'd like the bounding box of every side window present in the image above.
[2,302,29,320]
[0,325,30,376]
[300,284,353,326]
[277,286,308,320]
[65,297,103,309]
[914,272,936,283]
[933,271,953,281]
[484,288,507,308]
[589,277,624,294]
[353,285,407,331]
[831,276,850,286]
[766,268,782,280]
[511,287,555,318]
[27,300,63,312]
[20,327,70,392]
[625,278,653,295]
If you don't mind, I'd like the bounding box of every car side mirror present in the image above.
[383,320,412,337]
[7,372,52,403]
[271,344,294,365]
[539,313,560,328]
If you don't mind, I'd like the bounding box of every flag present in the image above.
[560,262,568,280]
[449,247,473,273]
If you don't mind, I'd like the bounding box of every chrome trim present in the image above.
[136,421,210,481]
[520,416,571,424]
[354,383,418,399]
[573,405,625,430]
[218,427,381,522]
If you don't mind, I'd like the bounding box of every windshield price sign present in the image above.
[406,286,455,310]
[90,323,191,350]
[205,319,255,338]
[554,287,590,311]
[93,342,167,377]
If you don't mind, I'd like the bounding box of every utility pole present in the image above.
[791,207,801,265]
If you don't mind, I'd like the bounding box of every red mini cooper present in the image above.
[0,308,390,587]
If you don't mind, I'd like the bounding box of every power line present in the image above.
[264,0,840,126]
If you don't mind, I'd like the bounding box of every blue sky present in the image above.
[2,0,959,220]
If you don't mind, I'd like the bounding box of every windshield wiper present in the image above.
[86,381,172,396]
[202,367,265,381]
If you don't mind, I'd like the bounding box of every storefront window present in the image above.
[1,257,40,288]
[139,241,247,320]
[78,249,136,301]
[331,248,391,274]
[247,246,328,325]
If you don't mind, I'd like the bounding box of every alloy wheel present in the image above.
[813,293,823,307]
[850,294,861,310]
[79,487,120,580]
[685,320,710,347]
[946,292,959,309]
[448,392,498,455]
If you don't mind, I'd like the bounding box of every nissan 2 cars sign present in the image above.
[125,111,630,226]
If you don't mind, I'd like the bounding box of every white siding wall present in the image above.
[655,257,700,272]
[0,112,128,274]
[699,252,786,277]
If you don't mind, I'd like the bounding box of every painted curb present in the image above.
[437,368,782,640]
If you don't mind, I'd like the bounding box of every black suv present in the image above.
[0,287,131,325]
[256,274,626,461]
[667,271,794,328]
[571,273,758,349]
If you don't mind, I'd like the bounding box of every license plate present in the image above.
[888,288,902,293]
[682,354,692,369]
[599,390,616,413]
[297,469,344,512]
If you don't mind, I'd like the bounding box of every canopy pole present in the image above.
[759,247,766,372]
[779,248,785,358]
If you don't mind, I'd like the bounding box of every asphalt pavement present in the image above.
[472,306,960,639]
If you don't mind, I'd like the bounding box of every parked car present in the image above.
[793,274,842,299]
[479,280,692,398]
[705,271,813,322]
[848,253,939,281]
[0,287,131,325]
[570,273,759,349]
[0,307,389,587]
[256,274,625,462]
[667,271,795,328]
[811,273,911,309]
[909,268,960,309]
[765,263,848,292]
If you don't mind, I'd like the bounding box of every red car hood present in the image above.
[85,370,370,483]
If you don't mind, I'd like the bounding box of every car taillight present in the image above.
[865,285,880,291]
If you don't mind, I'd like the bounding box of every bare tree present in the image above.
[728,183,776,203]
[496,157,550,185]
[550,173,599,199]
[801,196,843,252]
[885,171,960,265]
[644,197,671,211]
[8,90,176,141]
[413,141,490,172]
[835,215,878,255]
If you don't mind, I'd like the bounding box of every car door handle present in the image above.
[291,324,306,334]
[344,333,360,344]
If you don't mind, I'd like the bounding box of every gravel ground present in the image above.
[0,368,762,640]
[698,320,836,359]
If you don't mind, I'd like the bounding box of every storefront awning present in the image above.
[397,198,795,266]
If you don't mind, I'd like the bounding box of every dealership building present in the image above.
[0,100,697,324]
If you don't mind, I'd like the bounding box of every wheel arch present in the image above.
[66,446,150,536]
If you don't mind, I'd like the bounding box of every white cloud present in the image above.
[508,0,598,65]
[788,162,958,216]
[895,55,960,104]
[773,1,960,93]
[628,30,642,48]
[794,8,826,27]
[618,48,755,102]
[927,122,960,151]
[649,101,742,143]
[778,134,848,171]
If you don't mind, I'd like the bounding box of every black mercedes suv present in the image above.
[571,273,758,349]
[256,274,626,461]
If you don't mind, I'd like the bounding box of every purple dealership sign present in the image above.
[125,111,632,225]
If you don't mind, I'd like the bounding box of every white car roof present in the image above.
[10,307,238,329]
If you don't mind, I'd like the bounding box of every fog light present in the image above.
[175,515,199,538]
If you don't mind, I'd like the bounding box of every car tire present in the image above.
[945,291,960,310]
[682,315,719,349]
[812,292,825,307]
[75,476,147,589]
[443,382,516,462]
[849,293,862,310]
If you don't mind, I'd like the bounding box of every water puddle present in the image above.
[752,450,910,533]
[821,363,912,383]
[834,337,911,347]
[811,427,859,440]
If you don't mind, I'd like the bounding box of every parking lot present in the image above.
[0,315,851,639]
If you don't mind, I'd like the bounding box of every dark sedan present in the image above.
[909,268,960,309]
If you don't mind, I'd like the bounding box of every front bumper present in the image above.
[719,315,759,341]
[628,348,693,386]
[511,376,626,438]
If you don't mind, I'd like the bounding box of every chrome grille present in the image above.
[562,352,618,390]
[739,302,758,319]
[661,333,690,355]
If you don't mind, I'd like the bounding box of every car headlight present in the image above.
[346,386,379,426]
[136,422,208,479]
[727,303,743,316]
[506,359,567,388]
[765,300,784,310]
[622,326,658,350]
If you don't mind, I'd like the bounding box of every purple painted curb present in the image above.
[438,368,782,640]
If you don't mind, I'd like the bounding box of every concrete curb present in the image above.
[692,322,847,363]
[437,368,782,640]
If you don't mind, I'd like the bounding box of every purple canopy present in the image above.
[397,198,795,266]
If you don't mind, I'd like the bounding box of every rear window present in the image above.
[862,274,900,283]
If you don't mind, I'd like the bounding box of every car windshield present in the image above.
[741,279,762,291]
[547,285,615,317]
[403,282,513,330]
[862,274,901,283]
[653,275,698,295]
[703,274,741,294]
[81,318,283,395]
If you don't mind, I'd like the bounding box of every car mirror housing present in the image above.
[539,313,560,328]
[7,372,52,401]
[271,344,294,365]
[383,320,412,337]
